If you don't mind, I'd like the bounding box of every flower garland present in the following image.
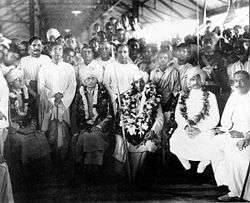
[79,84,98,124]
[9,86,29,117]
[120,82,161,146]
[179,87,210,126]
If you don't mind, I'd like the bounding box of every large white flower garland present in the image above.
[120,82,161,145]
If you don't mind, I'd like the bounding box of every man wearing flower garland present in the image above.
[212,70,250,201]
[71,70,114,178]
[113,75,164,181]
[170,66,220,174]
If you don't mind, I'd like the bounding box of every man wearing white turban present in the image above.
[71,72,113,177]
[170,66,220,174]
[46,28,60,42]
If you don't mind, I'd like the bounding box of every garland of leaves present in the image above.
[179,87,210,126]
[120,82,161,146]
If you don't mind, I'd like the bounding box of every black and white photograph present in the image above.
[0,0,249,202]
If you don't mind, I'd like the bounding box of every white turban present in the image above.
[186,66,207,84]
[46,28,60,41]
[5,68,23,83]
[79,67,101,85]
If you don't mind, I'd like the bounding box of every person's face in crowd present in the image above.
[117,30,126,42]
[244,25,249,33]
[188,74,202,90]
[117,46,129,64]
[63,50,76,65]
[243,41,250,50]
[49,35,56,42]
[129,41,140,61]
[99,42,111,61]
[134,78,145,92]
[18,43,27,56]
[233,73,250,95]
[110,17,117,26]
[56,37,66,47]
[11,77,23,90]
[3,51,20,66]
[66,37,77,50]
[30,39,43,58]
[157,52,170,69]
[93,23,101,33]
[84,75,98,89]
[50,45,63,63]
[176,47,190,65]
[82,48,94,65]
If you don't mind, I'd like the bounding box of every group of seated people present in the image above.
[0,18,249,202]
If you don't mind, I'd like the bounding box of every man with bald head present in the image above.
[212,70,250,201]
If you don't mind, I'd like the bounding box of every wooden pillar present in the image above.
[29,0,35,37]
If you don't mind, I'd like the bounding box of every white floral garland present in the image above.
[120,82,161,145]
[79,85,99,124]
[9,86,29,117]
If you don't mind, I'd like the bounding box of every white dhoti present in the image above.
[212,132,250,201]
[170,129,215,162]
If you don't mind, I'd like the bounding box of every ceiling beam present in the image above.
[171,0,196,12]
[143,4,174,18]
[143,4,165,20]
[119,2,132,10]
[158,0,186,18]
[140,0,151,5]
[188,0,204,11]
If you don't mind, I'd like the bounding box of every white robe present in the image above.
[19,54,51,83]
[170,89,220,161]
[37,61,76,144]
[212,91,250,200]
[103,61,142,113]
[0,71,9,129]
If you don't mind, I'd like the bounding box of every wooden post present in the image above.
[29,0,35,37]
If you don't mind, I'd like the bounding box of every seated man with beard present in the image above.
[113,75,163,181]
[212,70,250,201]
[71,70,114,176]
[170,66,220,174]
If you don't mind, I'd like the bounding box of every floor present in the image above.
[12,153,235,203]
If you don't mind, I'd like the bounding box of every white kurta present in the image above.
[104,61,142,113]
[19,54,51,83]
[0,71,9,129]
[212,91,250,201]
[38,61,76,125]
[170,89,220,161]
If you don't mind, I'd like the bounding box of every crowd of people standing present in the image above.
[0,13,250,202]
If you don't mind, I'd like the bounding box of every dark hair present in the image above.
[28,36,42,45]
[63,47,75,56]
[234,70,250,80]
[117,43,128,51]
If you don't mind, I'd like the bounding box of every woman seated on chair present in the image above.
[71,71,114,175]
[4,68,51,183]
[113,76,164,181]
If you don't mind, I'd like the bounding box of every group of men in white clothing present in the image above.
[0,33,250,202]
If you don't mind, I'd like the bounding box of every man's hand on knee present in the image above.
[229,130,244,138]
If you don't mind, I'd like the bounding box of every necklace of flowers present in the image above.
[9,86,29,117]
[120,82,161,145]
[179,87,210,126]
